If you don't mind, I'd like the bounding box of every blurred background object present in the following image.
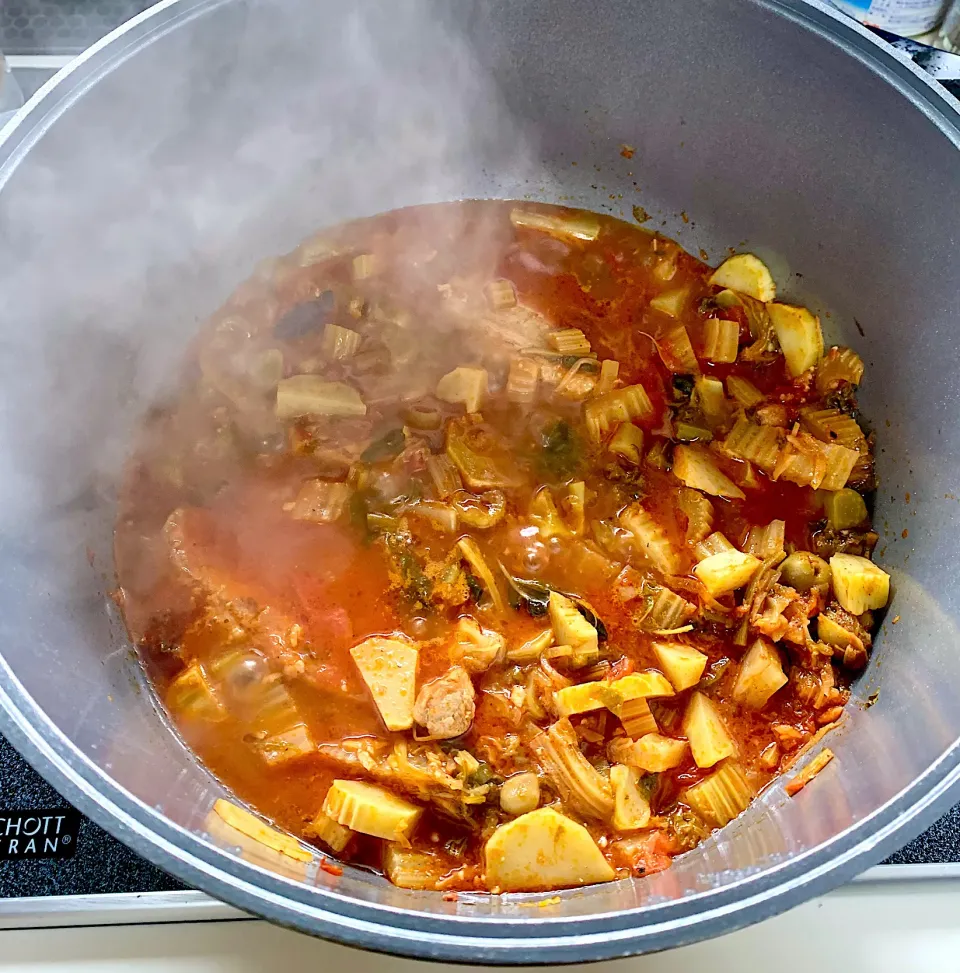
[0,51,25,127]
[829,0,949,35]
[938,0,960,49]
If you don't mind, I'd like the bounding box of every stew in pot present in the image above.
[115,201,889,893]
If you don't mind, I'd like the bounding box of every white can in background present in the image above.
[830,0,950,34]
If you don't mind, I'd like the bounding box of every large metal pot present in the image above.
[1,0,959,962]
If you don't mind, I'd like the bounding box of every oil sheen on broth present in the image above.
[115,201,889,893]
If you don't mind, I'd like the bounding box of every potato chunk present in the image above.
[708,253,776,302]
[652,641,708,691]
[768,303,824,378]
[829,554,891,615]
[731,638,787,710]
[553,682,609,718]
[693,549,762,597]
[323,780,422,842]
[484,807,615,892]
[436,366,488,413]
[683,692,736,769]
[350,636,418,731]
[632,733,690,772]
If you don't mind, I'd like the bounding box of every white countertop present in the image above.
[2,870,960,972]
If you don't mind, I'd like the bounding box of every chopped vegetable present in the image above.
[436,366,488,413]
[616,696,659,738]
[252,724,315,766]
[619,503,681,576]
[452,490,506,529]
[650,288,690,319]
[506,628,555,664]
[445,418,522,490]
[360,428,406,464]
[553,682,609,717]
[673,444,745,500]
[610,764,652,830]
[457,536,507,614]
[485,807,614,892]
[829,554,891,614]
[167,664,226,723]
[684,761,754,826]
[815,346,864,396]
[800,408,866,450]
[448,616,505,673]
[726,375,765,410]
[652,641,708,691]
[786,748,835,797]
[703,317,739,363]
[323,323,362,360]
[548,591,599,668]
[306,810,354,853]
[549,328,592,356]
[822,488,869,530]
[323,780,422,842]
[276,377,367,419]
[529,487,574,541]
[683,692,736,768]
[536,419,584,482]
[383,844,452,889]
[407,500,459,533]
[605,670,675,703]
[694,376,731,430]
[499,771,541,816]
[529,719,614,820]
[426,453,463,499]
[678,488,715,545]
[350,636,419,731]
[352,253,380,279]
[656,322,700,373]
[731,638,787,709]
[595,359,620,396]
[721,417,781,472]
[584,384,655,441]
[767,303,823,377]
[609,422,645,464]
[510,207,602,242]
[693,549,762,596]
[507,356,540,405]
[708,253,777,302]
[485,278,517,311]
[214,799,312,862]
[742,520,786,559]
[631,733,689,772]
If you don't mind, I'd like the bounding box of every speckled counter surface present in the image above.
[0,732,957,899]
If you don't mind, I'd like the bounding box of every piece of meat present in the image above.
[413,667,476,739]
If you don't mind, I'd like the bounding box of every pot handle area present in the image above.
[870,27,960,98]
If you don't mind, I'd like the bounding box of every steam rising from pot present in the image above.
[0,0,540,518]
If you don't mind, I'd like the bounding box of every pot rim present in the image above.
[1,0,960,963]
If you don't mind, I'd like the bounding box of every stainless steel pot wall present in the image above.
[1,0,959,962]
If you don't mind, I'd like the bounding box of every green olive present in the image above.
[780,551,832,593]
